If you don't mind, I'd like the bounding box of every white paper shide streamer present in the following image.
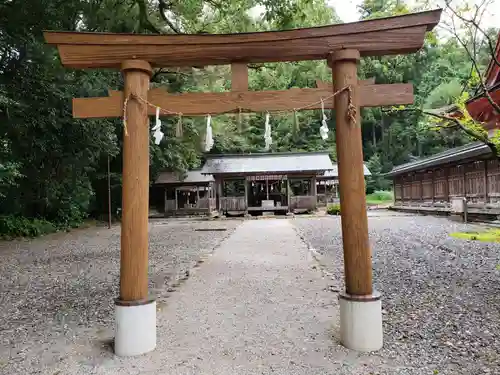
[152,107,164,145]
[319,99,329,140]
[205,114,214,152]
[264,112,272,151]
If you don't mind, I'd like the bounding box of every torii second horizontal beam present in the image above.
[72,84,413,118]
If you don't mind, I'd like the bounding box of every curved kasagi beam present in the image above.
[44,9,441,69]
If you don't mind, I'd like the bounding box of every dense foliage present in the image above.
[0,0,497,234]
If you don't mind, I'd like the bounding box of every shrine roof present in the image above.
[386,142,492,176]
[484,32,500,88]
[320,163,371,178]
[429,82,500,128]
[155,170,214,185]
[201,151,334,175]
[438,33,500,122]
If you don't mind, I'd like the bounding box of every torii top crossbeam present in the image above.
[44,10,441,69]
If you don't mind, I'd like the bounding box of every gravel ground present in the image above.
[43,219,363,375]
[293,212,500,374]
[4,213,500,374]
[0,219,241,375]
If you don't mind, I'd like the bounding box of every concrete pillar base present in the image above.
[115,299,156,357]
[339,292,383,352]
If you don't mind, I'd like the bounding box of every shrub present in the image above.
[0,216,57,239]
[372,190,394,201]
[327,203,341,215]
[366,190,394,203]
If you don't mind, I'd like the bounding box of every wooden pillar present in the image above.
[484,160,489,203]
[312,175,317,209]
[164,188,168,216]
[231,63,248,91]
[463,164,467,199]
[214,178,220,210]
[244,178,249,211]
[119,60,152,303]
[411,174,415,202]
[329,50,372,296]
[420,174,424,202]
[431,171,435,205]
[107,154,112,229]
[266,178,269,200]
[196,185,200,206]
[400,176,404,204]
[392,178,396,203]
[207,184,211,212]
[217,178,223,212]
[444,168,450,204]
[287,178,291,211]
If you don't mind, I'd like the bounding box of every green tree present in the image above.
[3,0,497,236]
[365,153,391,193]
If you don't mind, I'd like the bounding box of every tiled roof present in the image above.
[201,151,334,175]
[155,170,214,184]
[386,142,492,176]
[320,163,371,178]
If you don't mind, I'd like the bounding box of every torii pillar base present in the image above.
[115,299,156,356]
[114,300,156,357]
[329,49,383,352]
[339,293,383,352]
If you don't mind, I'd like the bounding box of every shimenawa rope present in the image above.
[122,85,357,137]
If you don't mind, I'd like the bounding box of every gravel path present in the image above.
[32,219,387,375]
[293,212,500,374]
[4,214,500,374]
[0,219,240,374]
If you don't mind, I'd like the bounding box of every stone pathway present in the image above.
[70,219,362,375]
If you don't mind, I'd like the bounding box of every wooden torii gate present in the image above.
[44,9,441,357]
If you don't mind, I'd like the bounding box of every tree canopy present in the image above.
[0,0,498,234]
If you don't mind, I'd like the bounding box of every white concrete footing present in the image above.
[339,292,383,352]
[114,299,156,357]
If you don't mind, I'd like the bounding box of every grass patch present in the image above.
[327,203,341,215]
[450,228,500,242]
[366,190,394,206]
[326,190,394,214]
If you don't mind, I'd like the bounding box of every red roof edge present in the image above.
[484,32,500,87]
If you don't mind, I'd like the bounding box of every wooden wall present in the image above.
[393,158,500,208]
[290,195,316,210]
[220,196,246,211]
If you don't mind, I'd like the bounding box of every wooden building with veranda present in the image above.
[388,33,500,217]
[150,153,371,217]
[317,164,371,206]
[387,142,500,216]
[151,170,217,216]
[200,151,335,215]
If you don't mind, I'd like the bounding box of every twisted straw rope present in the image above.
[122,85,357,136]
[346,85,357,126]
